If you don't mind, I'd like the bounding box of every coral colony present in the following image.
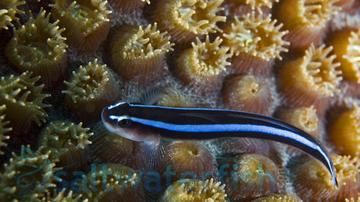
[0,0,359,201]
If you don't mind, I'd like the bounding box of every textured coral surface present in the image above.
[0,0,360,201]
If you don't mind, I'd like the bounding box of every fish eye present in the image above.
[118,119,132,127]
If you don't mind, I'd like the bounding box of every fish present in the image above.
[101,101,338,186]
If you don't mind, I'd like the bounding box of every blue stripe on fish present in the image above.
[102,102,338,186]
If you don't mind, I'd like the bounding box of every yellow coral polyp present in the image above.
[222,74,274,115]
[229,0,279,9]
[153,0,226,43]
[277,106,319,137]
[278,45,342,108]
[161,178,227,202]
[5,10,68,87]
[111,23,174,82]
[156,87,195,107]
[52,0,111,52]
[223,14,289,60]
[50,190,83,202]
[328,106,360,156]
[0,0,25,30]
[290,154,360,201]
[38,121,93,163]
[225,154,280,201]
[90,122,136,166]
[175,36,231,87]
[121,23,173,61]
[63,59,120,121]
[0,146,58,201]
[76,164,142,201]
[329,29,360,84]
[0,105,11,155]
[250,194,302,202]
[0,72,50,133]
[158,141,216,181]
[274,0,339,51]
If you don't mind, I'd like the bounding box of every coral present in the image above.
[52,0,111,53]
[152,0,226,43]
[157,141,216,181]
[160,178,227,202]
[328,105,360,156]
[63,59,120,122]
[335,0,355,11]
[224,0,279,18]
[276,106,319,137]
[289,154,360,201]
[328,29,360,84]
[222,74,274,115]
[0,105,11,155]
[250,194,302,202]
[5,10,68,87]
[76,164,144,202]
[345,195,360,202]
[224,154,281,201]
[90,122,136,166]
[49,190,82,202]
[155,87,196,107]
[277,45,342,112]
[108,0,150,11]
[174,36,231,90]
[0,0,24,30]
[110,23,174,83]
[274,0,339,51]
[0,72,50,134]
[0,146,58,201]
[38,121,93,170]
[222,13,289,75]
[232,0,278,9]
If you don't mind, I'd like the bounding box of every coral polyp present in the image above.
[222,74,274,115]
[0,0,25,30]
[90,123,136,166]
[160,178,227,202]
[328,29,360,84]
[224,0,279,17]
[152,0,226,43]
[0,0,360,200]
[110,23,174,83]
[278,45,342,111]
[175,36,231,90]
[157,141,216,181]
[63,59,120,122]
[5,10,68,87]
[76,164,143,202]
[289,155,360,201]
[38,121,93,170]
[328,105,360,156]
[50,190,82,202]
[0,146,57,201]
[276,106,319,137]
[0,105,11,155]
[155,87,196,108]
[250,194,302,202]
[222,14,289,75]
[274,0,339,51]
[234,0,278,9]
[0,72,50,134]
[108,0,150,11]
[224,153,281,201]
[52,0,111,53]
